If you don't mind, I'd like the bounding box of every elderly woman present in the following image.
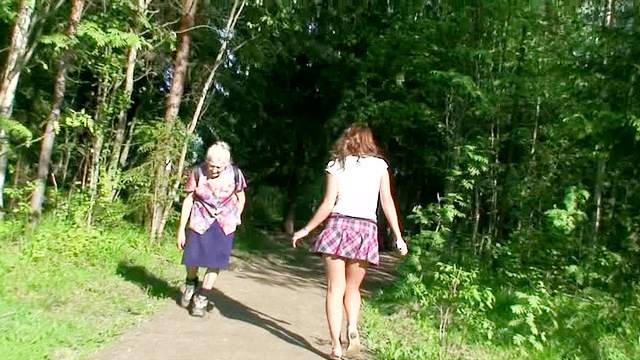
[176,141,247,317]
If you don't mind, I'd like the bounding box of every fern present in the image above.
[0,116,33,141]
[78,21,139,48]
[40,33,74,51]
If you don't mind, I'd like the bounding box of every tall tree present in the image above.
[159,0,246,236]
[150,0,198,242]
[106,0,152,201]
[30,0,85,218]
[0,0,35,217]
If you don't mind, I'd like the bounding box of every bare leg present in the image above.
[324,255,346,357]
[201,268,220,290]
[344,260,367,354]
[344,260,367,331]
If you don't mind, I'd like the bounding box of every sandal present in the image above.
[346,330,362,355]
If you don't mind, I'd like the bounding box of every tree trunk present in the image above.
[442,90,455,197]
[158,0,246,236]
[150,0,198,242]
[592,156,606,245]
[635,0,640,32]
[8,156,24,210]
[107,46,138,200]
[0,0,35,217]
[30,0,84,218]
[604,0,614,27]
[472,186,481,254]
[282,185,297,235]
[86,133,104,226]
[487,120,500,246]
[107,0,150,201]
[119,116,137,167]
[60,130,72,186]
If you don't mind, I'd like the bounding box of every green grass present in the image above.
[0,213,312,360]
[360,297,567,360]
[360,282,640,360]
[0,217,184,360]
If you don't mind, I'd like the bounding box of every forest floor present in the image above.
[91,233,399,360]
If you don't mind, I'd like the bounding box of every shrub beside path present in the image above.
[92,241,399,360]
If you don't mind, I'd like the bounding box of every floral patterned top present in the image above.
[185,165,247,235]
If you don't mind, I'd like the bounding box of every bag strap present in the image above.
[195,163,205,186]
[232,164,240,193]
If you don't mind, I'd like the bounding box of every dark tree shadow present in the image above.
[116,261,330,359]
[116,262,181,304]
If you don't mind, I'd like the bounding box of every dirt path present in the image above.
[92,242,398,360]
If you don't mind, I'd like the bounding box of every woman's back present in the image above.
[327,155,388,221]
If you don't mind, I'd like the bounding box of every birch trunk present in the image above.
[0,0,35,217]
[592,156,606,245]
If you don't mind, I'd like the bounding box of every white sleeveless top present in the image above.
[326,155,388,221]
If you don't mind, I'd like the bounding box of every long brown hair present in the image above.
[331,124,384,167]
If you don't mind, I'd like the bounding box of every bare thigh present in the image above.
[324,255,347,290]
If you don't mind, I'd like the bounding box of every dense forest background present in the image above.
[1,0,640,359]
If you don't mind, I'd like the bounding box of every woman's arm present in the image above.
[379,170,408,255]
[292,173,339,247]
[236,190,246,223]
[177,193,194,249]
[179,193,194,231]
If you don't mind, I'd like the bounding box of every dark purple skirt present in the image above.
[182,221,235,269]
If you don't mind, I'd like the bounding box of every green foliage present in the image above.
[0,116,32,142]
[3,181,35,220]
[244,185,286,225]
[432,263,496,342]
[409,193,467,251]
[0,217,183,360]
[544,186,590,235]
[0,0,16,23]
[62,108,94,132]
[78,21,140,48]
[39,33,74,51]
[508,283,557,353]
[3,0,640,358]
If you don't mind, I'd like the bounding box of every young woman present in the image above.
[176,141,247,317]
[292,124,408,359]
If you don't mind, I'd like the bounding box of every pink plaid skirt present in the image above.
[311,214,379,265]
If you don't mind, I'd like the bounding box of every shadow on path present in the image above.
[116,261,329,359]
[210,288,328,358]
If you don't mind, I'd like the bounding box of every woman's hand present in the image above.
[292,228,310,248]
[395,237,408,256]
[177,229,187,250]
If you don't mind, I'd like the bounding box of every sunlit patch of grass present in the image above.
[0,216,183,360]
[361,297,565,360]
[362,277,640,360]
